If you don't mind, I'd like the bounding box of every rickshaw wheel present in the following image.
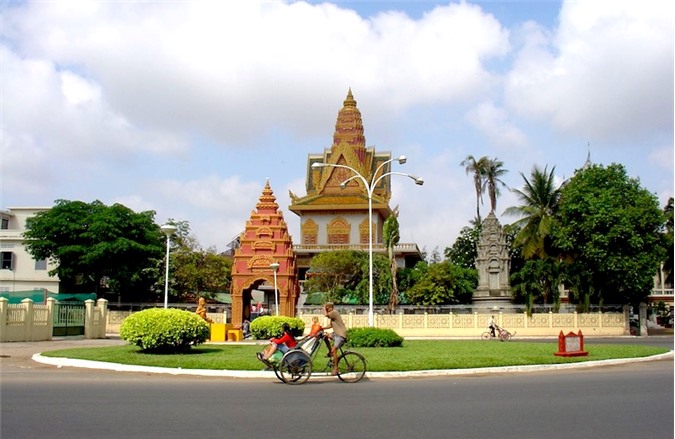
[279,350,312,385]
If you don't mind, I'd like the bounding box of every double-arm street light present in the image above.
[312,155,423,327]
[270,262,280,316]
[160,224,177,309]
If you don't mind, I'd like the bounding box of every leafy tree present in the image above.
[510,257,564,313]
[24,200,164,299]
[383,212,401,313]
[504,165,562,259]
[460,155,488,222]
[552,164,666,308]
[445,224,481,269]
[405,260,477,305]
[167,220,232,301]
[482,157,508,213]
[303,250,392,305]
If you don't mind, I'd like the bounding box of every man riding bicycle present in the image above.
[322,302,347,376]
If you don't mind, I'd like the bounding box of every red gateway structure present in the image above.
[229,180,300,328]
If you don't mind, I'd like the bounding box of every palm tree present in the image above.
[460,155,488,222]
[504,165,562,259]
[482,158,508,213]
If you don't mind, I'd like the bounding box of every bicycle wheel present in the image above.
[499,331,511,342]
[336,351,366,383]
[481,332,491,340]
[278,350,312,385]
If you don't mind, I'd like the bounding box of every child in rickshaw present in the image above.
[257,323,297,363]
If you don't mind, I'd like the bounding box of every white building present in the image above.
[0,207,60,296]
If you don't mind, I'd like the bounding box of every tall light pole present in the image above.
[160,224,177,309]
[270,262,280,316]
[312,156,423,326]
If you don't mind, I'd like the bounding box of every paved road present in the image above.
[1,336,673,439]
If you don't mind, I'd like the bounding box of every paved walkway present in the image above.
[2,336,672,379]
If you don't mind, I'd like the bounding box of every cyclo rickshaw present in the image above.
[256,331,366,385]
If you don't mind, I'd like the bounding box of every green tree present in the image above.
[167,220,232,302]
[405,260,477,305]
[504,165,562,260]
[553,164,666,308]
[445,224,481,269]
[24,200,164,299]
[460,155,488,222]
[482,157,508,213]
[510,257,564,313]
[383,212,401,313]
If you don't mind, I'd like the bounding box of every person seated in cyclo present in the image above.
[322,302,347,376]
[257,323,297,363]
[308,316,323,338]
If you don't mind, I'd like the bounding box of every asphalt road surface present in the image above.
[1,337,673,439]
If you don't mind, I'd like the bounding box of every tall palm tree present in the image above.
[504,165,562,259]
[482,158,508,213]
[460,155,488,222]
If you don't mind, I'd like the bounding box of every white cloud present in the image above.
[505,0,674,144]
[467,101,528,149]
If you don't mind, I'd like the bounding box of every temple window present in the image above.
[327,218,351,245]
[302,219,318,245]
[359,218,373,244]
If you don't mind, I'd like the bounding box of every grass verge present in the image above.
[41,341,669,372]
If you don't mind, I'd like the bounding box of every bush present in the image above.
[347,327,403,347]
[249,316,305,340]
[120,308,210,353]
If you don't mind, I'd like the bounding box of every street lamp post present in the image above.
[312,156,423,326]
[160,224,177,309]
[270,262,280,316]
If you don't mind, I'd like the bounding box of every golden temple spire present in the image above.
[256,179,278,212]
[333,88,366,161]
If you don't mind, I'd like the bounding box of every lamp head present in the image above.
[311,162,325,169]
[339,182,347,189]
[413,177,424,186]
[160,224,177,237]
[396,155,407,165]
[270,262,280,271]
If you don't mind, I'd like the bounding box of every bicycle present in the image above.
[257,331,367,385]
[481,326,515,341]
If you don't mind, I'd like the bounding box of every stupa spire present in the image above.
[333,88,366,161]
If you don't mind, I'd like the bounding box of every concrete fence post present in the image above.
[97,299,109,338]
[22,299,34,341]
[84,300,94,339]
[46,297,56,340]
[0,297,8,342]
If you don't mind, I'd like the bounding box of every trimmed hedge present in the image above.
[249,316,305,340]
[347,327,403,347]
[120,308,209,353]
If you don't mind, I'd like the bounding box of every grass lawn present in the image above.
[41,340,669,372]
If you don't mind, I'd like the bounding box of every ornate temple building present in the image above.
[229,180,299,327]
[289,89,423,280]
[473,212,511,307]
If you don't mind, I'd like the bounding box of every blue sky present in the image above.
[1,0,673,255]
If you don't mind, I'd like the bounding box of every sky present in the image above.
[1,0,673,255]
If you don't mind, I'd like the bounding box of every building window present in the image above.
[327,218,350,244]
[302,219,318,245]
[1,218,8,229]
[359,218,375,244]
[35,259,47,270]
[1,252,13,270]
